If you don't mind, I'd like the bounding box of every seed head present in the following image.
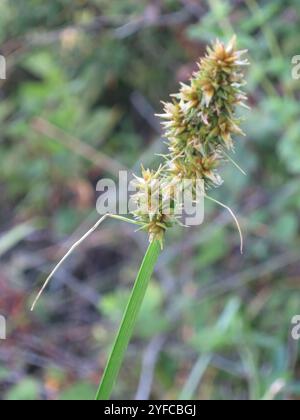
[131,36,249,245]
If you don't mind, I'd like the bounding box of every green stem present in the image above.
[95,240,161,400]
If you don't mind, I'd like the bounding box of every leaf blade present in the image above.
[95,240,161,400]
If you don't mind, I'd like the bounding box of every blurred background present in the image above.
[0,0,299,400]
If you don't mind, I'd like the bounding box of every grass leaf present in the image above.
[95,240,161,400]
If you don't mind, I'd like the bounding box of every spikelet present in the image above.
[131,36,249,245]
[131,166,179,248]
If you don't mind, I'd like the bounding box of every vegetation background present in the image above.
[0,0,299,400]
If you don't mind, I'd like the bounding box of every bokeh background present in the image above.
[0,0,299,400]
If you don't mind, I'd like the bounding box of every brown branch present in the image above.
[31,117,127,176]
[24,8,197,47]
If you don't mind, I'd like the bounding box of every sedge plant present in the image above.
[31,36,249,400]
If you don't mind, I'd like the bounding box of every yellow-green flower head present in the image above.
[131,166,179,248]
[157,36,248,186]
[131,36,249,245]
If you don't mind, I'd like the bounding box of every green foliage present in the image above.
[6,378,40,401]
[60,382,95,401]
[1,0,300,401]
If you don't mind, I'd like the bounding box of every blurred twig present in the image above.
[0,220,42,257]
[200,250,299,299]
[31,117,127,176]
[179,353,212,400]
[135,335,166,400]
[24,8,197,47]
[130,91,162,133]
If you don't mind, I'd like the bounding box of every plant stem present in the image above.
[95,240,161,400]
